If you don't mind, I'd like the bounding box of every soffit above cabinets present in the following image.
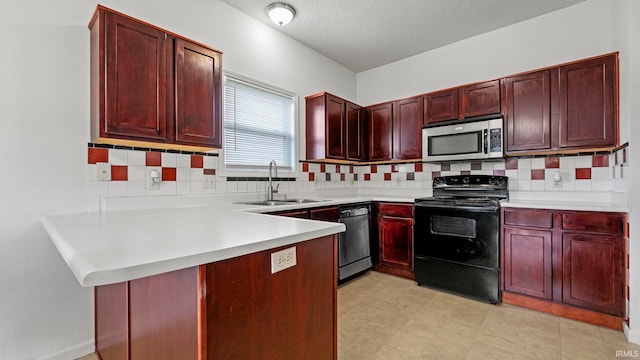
[221,0,587,73]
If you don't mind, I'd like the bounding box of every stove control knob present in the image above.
[434,177,444,186]
[496,178,505,186]
[463,176,470,184]
[489,177,497,185]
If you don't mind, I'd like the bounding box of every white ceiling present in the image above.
[222,0,587,72]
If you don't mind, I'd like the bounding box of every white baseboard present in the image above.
[34,339,94,360]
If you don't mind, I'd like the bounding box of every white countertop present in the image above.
[42,188,627,287]
[41,193,421,288]
[502,191,628,212]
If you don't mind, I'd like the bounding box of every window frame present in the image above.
[219,71,299,178]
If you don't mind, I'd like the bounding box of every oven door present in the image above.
[413,203,499,270]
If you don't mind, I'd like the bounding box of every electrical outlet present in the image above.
[271,246,297,274]
[96,162,111,181]
[204,175,216,189]
[148,168,161,191]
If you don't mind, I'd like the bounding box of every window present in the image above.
[223,73,296,174]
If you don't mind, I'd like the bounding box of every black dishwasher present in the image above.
[338,203,372,280]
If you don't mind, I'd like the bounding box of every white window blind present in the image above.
[223,74,296,172]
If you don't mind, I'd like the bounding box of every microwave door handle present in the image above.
[484,129,488,154]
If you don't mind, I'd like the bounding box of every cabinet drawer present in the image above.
[376,203,413,218]
[562,212,625,235]
[503,208,553,228]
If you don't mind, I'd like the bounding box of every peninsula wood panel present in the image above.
[95,282,129,360]
[205,235,337,360]
[129,267,199,360]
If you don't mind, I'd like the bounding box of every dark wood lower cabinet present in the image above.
[373,202,414,280]
[501,207,626,329]
[503,227,553,300]
[95,235,337,360]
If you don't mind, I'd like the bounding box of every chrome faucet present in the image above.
[268,160,280,201]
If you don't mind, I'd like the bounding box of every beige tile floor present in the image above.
[77,271,640,360]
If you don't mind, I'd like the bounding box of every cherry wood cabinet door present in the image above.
[103,11,168,141]
[562,232,624,316]
[368,103,393,161]
[460,80,501,118]
[503,227,553,300]
[393,97,423,160]
[504,70,552,153]
[559,54,617,149]
[346,101,366,161]
[377,203,413,270]
[310,206,340,222]
[325,94,346,159]
[174,38,222,147]
[424,89,458,124]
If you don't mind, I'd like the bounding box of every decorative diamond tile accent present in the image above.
[414,163,423,172]
[384,173,391,181]
[371,165,378,173]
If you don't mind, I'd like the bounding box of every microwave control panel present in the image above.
[489,128,502,153]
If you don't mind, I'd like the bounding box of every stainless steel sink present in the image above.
[286,199,327,204]
[236,199,328,206]
[238,200,293,206]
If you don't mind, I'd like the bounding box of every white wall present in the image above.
[619,0,640,344]
[0,1,355,359]
[356,0,617,106]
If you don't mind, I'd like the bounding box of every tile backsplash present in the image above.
[87,143,629,210]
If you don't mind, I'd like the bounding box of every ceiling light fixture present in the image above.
[266,2,296,26]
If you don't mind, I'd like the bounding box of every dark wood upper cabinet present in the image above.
[504,70,552,153]
[346,101,367,161]
[424,80,501,125]
[368,102,394,161]
[173,39,222,147]
[461,80,502,118]
[424,89,458,124]
[559,54,617,149]
[504,53,618,155]
[90,6,222,148]
[306,92,368,161]
[98,10,169,141]
[393,97,423,160]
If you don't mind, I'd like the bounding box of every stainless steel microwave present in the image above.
[422,117,504,162]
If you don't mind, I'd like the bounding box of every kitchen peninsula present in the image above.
[41,200,346,359]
